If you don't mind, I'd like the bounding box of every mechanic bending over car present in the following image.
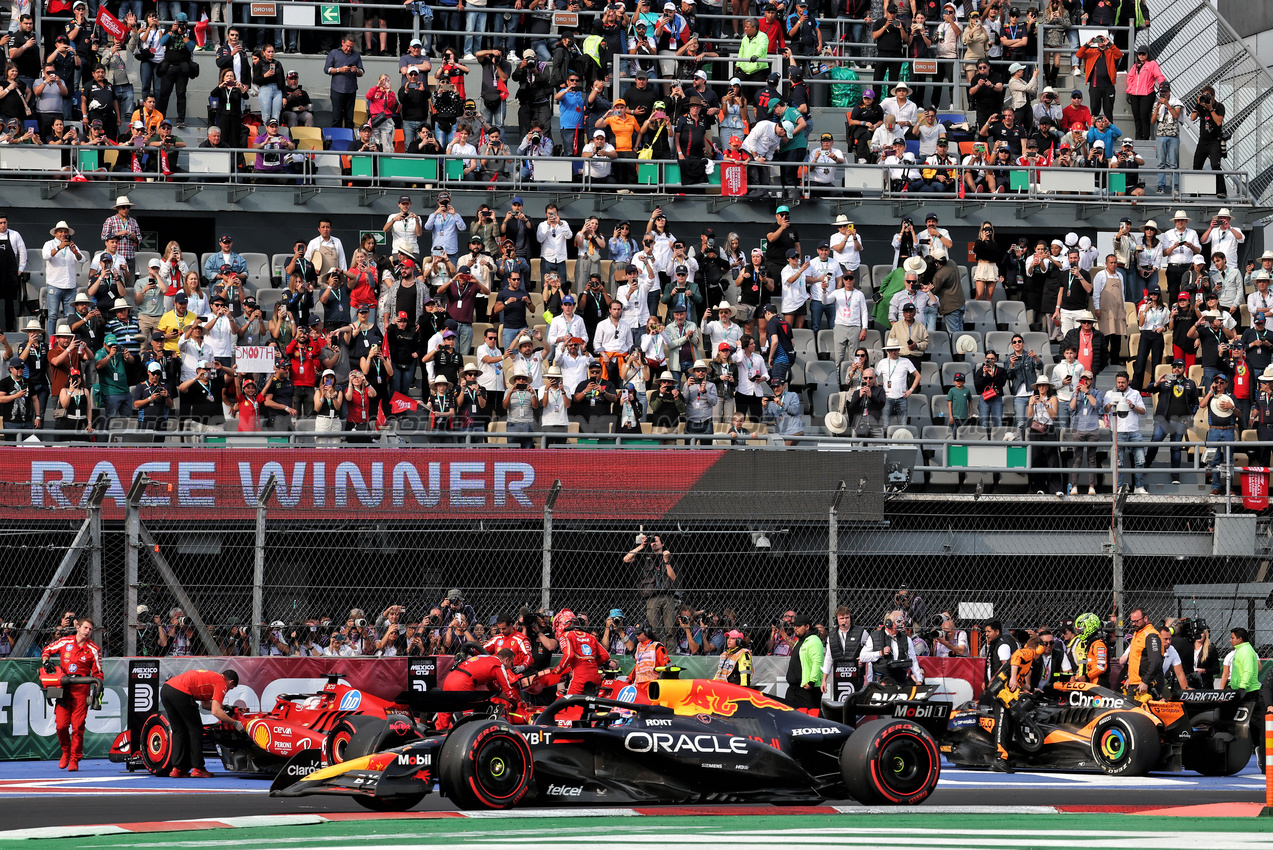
[859,609,924,687]
[161,668,243,778]
[984,635,1044,774]
[444,647,523,704]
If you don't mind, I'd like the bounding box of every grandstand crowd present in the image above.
[0,0,1221,196]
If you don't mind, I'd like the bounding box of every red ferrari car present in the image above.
[111,673,419,776]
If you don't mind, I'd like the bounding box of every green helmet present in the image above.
[1075,612,1100,641]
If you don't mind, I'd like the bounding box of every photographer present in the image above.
[162,607,199,656]
[672,604,702,655]
[156,14,196,130]
[1190,85,1227,197]
[859,609,923,685]
[932,613,969,657]
[442,610,475,650]
[374,605,407,657]
[625,532,678,636]
[259,622,289,656]
[0,619,14,657]
[214,623,249,656]
[602,609,636,656]
[1075,32,1121,121]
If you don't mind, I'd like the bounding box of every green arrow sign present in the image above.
[320,4,340,24]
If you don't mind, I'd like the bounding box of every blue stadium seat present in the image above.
[322,127,354,146]
[905,140,921,157]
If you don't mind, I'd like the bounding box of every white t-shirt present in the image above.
[204,315,235,358]
[831,288,869,328]
[618,280,651,331]
[475,342,504,391]
[1103,387,1144,432]
[830,228,861,271]
[383,212,422,255]
[806,256,840,304]
[582,141,615,178]
[875,355,917,399]
[539,385,570,425]
[780,264,809,313]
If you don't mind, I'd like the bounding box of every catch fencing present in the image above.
[0,453,1265,659]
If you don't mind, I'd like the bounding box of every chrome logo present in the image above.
[1099,727,1127,761]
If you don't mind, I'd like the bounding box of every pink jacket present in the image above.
[1125,59,1165,96]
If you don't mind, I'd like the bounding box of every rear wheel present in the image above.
[322,716,381,765]
[352,792,426,812]
[438,720,534,810]
[1185,733,1254,776]
[1091,712,1161,776]
[140,714,173,776]
[840,718,941,805]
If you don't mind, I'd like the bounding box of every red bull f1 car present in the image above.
[940,680,1254,776]
[110,672,420,775]
[269,677,950,810]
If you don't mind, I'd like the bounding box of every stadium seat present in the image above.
[254,288,285,314]
[926,330,952,367]
[1022,332,1053,364]
[804,360,838,422]
[792,328,816,360]
[963,300,994,332]
[322,127,354,146]
[952,330,983,359]
[816,329,836,360]
[907,394,931,426]
[918,360,941,394]
[996,300,1028,333]
[930,393,948,424]
[291,126,322,148]
[984,330,1013,359]
[270,253,293,285]
[241,252,270,287]
[940,361,967,389]
[923,425,960,489]
[862,328,882,350]
[872,264,894,292]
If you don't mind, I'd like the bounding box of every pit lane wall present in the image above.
[0,655,982,760]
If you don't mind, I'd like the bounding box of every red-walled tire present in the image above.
[140,714,174,776]
[840,718,941,805]
[438,720,533,810]
[322,715,380,765]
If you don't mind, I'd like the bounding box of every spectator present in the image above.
[873,4,911,88]
[1076,32,1121,121]
[784,614,823,708]
[581,129,618,183]
[842,367,884,437]
[1152,82,1182,195]
[252,44,284,126]
[1104,371,1147,494]
[324,34,364,129]
[366,73,398,153]
[281,69,313,127]
[155,14,195,129]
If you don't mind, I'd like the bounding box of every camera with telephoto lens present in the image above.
[178,615,190,626]
[354,617,367,628]
[678,614,690,626]
[0,622,15,630]
[922,614,945,642]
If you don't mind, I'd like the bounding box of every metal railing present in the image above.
[3,145,1247,203]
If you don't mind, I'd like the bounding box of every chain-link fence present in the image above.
[4,466,1271,657]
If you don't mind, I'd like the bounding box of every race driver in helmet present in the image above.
[552,617,615,696]
[1068,612,1110,686]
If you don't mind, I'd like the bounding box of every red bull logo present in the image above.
[652,679,790,717]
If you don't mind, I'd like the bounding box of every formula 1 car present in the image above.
[110,673,420,775]
[940,680,1254,776]
[269,677,948,811]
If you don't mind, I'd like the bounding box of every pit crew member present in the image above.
[161,668,243,777]
[41,616,103,771]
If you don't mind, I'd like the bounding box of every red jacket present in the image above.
[42,636,103,680]
[448,654,520,702]
[759,17,786,52]
[484,632,533,672]
[1076,43,1123,87]
[553,629,610,676]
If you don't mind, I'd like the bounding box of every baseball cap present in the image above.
[174,292,188,304]
[147,258,162,269]
[562,295,576,304]
[441,329,456,339]
[953,371,965,381]
[147,361,162,373]
[792,613,810,627]
[785,249,799,259]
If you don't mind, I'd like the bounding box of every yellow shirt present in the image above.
[157,308,196,352]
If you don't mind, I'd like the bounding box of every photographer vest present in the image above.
[828,626,865,698]
[869,627,910,683]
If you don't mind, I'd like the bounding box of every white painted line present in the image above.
[460,808,641,818]
[216,815,329,828]
[0,825,132,840]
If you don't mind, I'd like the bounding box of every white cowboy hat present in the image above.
[21,318,42,333]
[1076,310,1097,322]
[544,364,562,377]
[834,214,852,226]
[658,370,676,382]
[111,297,130,311]
[891,82,911,93]
[73,291,92,305]
[1209,392,1233,418]
[890,427,915,440]
[55,323,73,336]
[1217,207,1233,218]
[902,256,927,275]
[1261,366,1273,381]
[715,300,733,313]
[1172,210,1189,220]
[512,363,530,378]
[691,359,708,370]
[113,195,134,208]
[433,374,451,385]
[1261,250,1273,261]
[49,221,74,236]
[825,411,848,435]
[1143,220,1159,231]
[954,334,978,355]
[883,337,902,350]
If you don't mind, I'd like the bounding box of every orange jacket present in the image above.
[1076,44,1123,86]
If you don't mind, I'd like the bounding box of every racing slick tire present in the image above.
[1091,711,1161,776]
[438,720,534,810]
[351,792,427,812]
[840,718,941,805]
[140,714,175,776]
[322,715,383,766]
[1183,733,1253,777]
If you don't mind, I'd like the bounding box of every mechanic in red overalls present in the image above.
[552,617,613,695]
[41,617,103,771]
[162,668,242,778]
[444,648,522,703]
[484,614,533,673]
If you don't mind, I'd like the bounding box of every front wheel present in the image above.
[840,718,941,805]
[437,720,534,810]
[1091,711,1160,776]
[322,715,382,765]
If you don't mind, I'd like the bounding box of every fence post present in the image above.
[1111,487,1126,655]
[89,500,102,642]
[542,480,561,612]
[252,474,277,658]
[828,481,846,626]
[124,473,150,658]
